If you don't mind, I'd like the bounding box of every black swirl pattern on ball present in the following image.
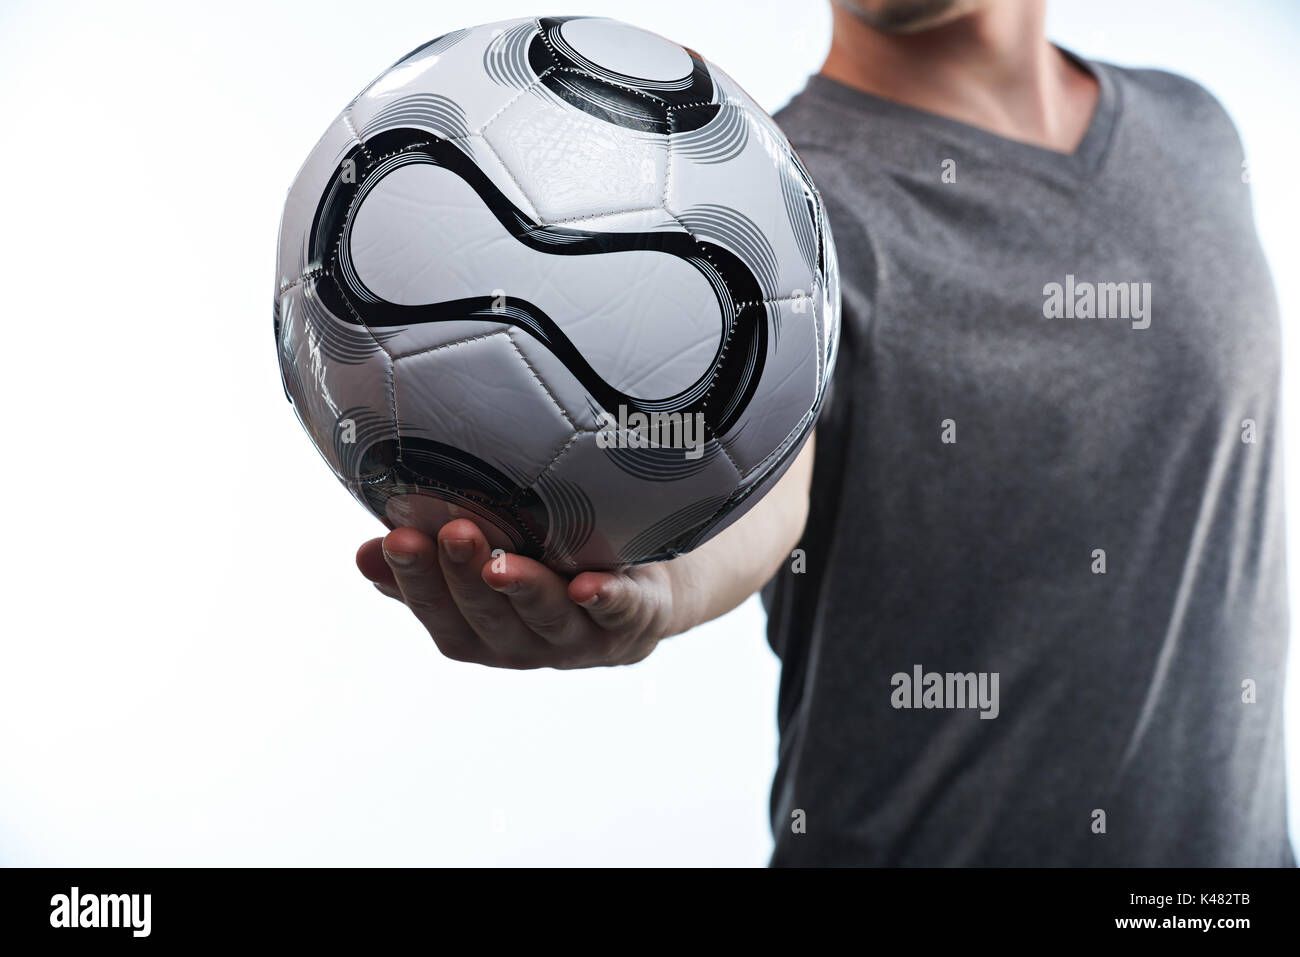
[357,435,548,560]
[308,127,768,439]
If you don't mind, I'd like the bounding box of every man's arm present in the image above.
[355,431,815,669]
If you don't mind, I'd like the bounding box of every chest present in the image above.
[838,169,1281,454]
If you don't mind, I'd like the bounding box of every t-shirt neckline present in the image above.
[798,45,1119,183]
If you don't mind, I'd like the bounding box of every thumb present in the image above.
[569,572,646,633]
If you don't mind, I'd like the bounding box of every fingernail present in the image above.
[442,538,473,564]
[491,580,520,595]
[579,593,600,608]
[384,547,416,567]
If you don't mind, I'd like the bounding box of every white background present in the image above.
[0,0,1296,865]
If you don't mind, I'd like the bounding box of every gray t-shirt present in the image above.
[762,55,1292,866]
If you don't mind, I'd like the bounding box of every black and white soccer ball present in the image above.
[275,16,840,571]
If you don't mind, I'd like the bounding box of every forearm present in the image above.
[661,433,815,637]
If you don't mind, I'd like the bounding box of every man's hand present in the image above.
[355,433,815,670]
[356,519,674,670]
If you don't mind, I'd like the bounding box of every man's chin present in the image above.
[834,0,979,34]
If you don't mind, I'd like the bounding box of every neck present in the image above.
[820,0,1099,153]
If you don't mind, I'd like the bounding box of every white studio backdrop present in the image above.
[0,0,1295,865]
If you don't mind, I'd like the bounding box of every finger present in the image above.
[481,552,601,648]
[356,538,396,587]
[436,520,550,662]
[382,527,481,659]
[568,572,650,633]
[374,581,403,601]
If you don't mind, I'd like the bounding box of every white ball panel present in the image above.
[458,133,544,233]
[348,19,541,140]
[481,86,667,223]
[666,106,819,306]
[392,333,576,486]
[536,431,742,570]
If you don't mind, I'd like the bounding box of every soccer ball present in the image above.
[275,16,840,571]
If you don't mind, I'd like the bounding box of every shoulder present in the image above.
[769,88,886,270]
[1101,62,1244,153]
[1112,63,1224,111]
[770,88,887,203]
[772,86,823,139]
[771,84,858,158]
